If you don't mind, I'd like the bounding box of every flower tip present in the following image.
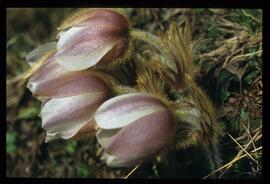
[26,81,37,94]
[44,132,60,143]
[102,154,126,168]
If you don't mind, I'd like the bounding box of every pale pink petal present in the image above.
[56,24,124,71]
[57,15,126,50]
[56,38,120,71]
[27,58,68,99]
[26,42,57,67]
[61,9,129,31]
[28,71,109,98]
[96,128,120,148]
[41,91,108,142]
[57,27,85,50]
[27,50,66,82]
[95,93,167,129]
[74,9,129,29]
[105,110,174,167]
[56,12,128,71]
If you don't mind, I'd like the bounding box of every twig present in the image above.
[203,146,262,179]
[226,132,256,163]
[241,9,261,24]
[228,50,262,63]
[123,165,140,179]
[203,128,261,179]
[217,130,262,178]
[242,123,257,159]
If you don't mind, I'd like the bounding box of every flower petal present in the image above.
[28,70,109,98]
[96,128,120,148]
[59,9,129,32]
[56,25,123,71]
[26,42,57,67]
[105,110,174,167]
[95,93,166,129]
[28,51,65,81]
[74,9,129,29]
[56,40,119,71]
[28,61,67,97]
[41,91,108,142]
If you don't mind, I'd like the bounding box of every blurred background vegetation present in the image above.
[6,8,262,178]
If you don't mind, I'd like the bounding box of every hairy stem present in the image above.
[130,29,167,57]
[202,140,222,179]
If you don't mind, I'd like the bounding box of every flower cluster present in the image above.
[26,8,222,170]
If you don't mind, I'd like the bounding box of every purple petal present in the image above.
[105,109,174,167]
[41,91,108,142]
[56,26,124,71]
[25,42,57,67]
[96,128,121,148]
[60,9,129,31]
[76,9,129,29]
[95,93,167,129]
[28,52,66,83]
[28,70,109,98]
[56,10,129,71]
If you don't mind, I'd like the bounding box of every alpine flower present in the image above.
[95,93,175,167]
[56,8,131,71]
[26,43,110,142]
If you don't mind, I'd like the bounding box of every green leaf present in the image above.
[79,164,94,178]
[216,69,237,105]
[252,118,262,129]
[239,109,249,121]
[232,9,262,33]
[243,68,259,85]
[65,140,77,154]
[207,24,218,38]
[18,107,39,119]
[6,132,17,153]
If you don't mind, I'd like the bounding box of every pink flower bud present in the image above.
[41,88,108,142]
[95,93,175,167]
[56,9,131,71]
[26,43,110,142]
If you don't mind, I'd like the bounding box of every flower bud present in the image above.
[41,87,108,142]
[95,93,175,167]
[26,43,110,142]
[56,8,131,71]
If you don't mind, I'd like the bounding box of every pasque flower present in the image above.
[56,8,131,71]
[26,43,110,142]
[95,93,175,167]
[22,9,223,176]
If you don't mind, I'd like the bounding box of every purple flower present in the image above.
[26,43,110,142]
[95,93,175,167]
[56,9,131,71]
